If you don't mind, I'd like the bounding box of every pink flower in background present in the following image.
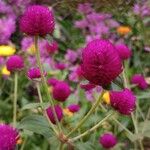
[46,41,58,55]
[20,5,55,36]
[81,39,122,86]
[99,133,117,149]
[115,44,132,60]
[47,78,59,86]
[78,3,93,14]
[65,49,78,63]
[55,62,66,70]
[68,104,80,113]
[53,81,71,102]
[131,74,148,90]
[110,88,136,115]
[46,105,63,124]
[74,19,88,29]
[0,124,19,150]
[6,55,24,72]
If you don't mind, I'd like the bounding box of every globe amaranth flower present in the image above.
[110,88,136,115]
[52,81,71,102]
[115,44,132,60]
[131,74,148,90]
[55,62,66,70]
[47,78,59,86]
[67,104,80,113]
[6,55,24,72]
[20,5,55,36]
[99,133,117,149]
[45,41,58,55]
[27,67,46,81]
[46,105,63,124]
[0,124,19,150]
[81,39,122,86]
[80,83,96,91]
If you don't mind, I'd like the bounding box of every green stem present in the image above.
[67,89,105,137]
[36,82,58,135]
[20,137,27,150]
[34,36,62,133]
[71,112,113,142]
[59,142,64,150]
[13,72,18,126]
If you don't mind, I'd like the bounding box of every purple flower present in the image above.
[46,105,63,124]
[68,104,80,113]
[55,62,66,70]
[20,5,55,36]
[78,3,93,14]
[0,124,19,150]
[110,88,136,115]
[131,74,148,90]
[65,49,78,63]
[53,81,71,102]
[46,41,58,55]
[99,133,117,149]
[80,83,96,91]
[6,55,24,72]
[81,39,122,86]
[47,78,59,86]
[115,44,132,60]
[74,19,88,29]
[27,67,46,80]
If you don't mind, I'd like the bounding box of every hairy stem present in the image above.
[34,36,62,133]
[13,72,18,126]
[67,89,105,137]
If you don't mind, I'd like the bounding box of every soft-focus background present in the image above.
[0,0,150,149]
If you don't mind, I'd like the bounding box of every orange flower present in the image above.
[63,108,73,117]
[117,26,131,35]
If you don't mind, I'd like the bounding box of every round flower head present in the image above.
[20,5,55,36]
[110,88,136,115]
[27,67,46,81]
[81,39,122,86]
[55,62,66,70]
[6,55,24,72]
[115,44,132,60]
[47,78,59,86]
[99,133,117,149]
[46,105,63,124]
[46,41,58,55]
[68,104,80,113]
[131,74,148,90]
[0,124,19,150]
[53,81,71,102]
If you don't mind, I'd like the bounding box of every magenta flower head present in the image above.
[110,88,136,115]
[55,62,66,70]
[115,44,132,60]
[81,39,122,87]
[6,55,24,72]
[0,124,19,150]
[46,105,63,124]
[53,81,71,102]
[131,74,148,90]
[47,78,59,86]
[68,104,80,113]
[20,5,55,36]
[99,133,117,149]
[27,67,46,81]
[46,41,58,55]
[80,83,96,91]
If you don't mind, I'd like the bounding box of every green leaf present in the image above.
[22,102,49,110]
[18,114,53,139]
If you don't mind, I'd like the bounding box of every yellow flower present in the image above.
[102,91,110,104]
[63,108,73,117]
[117,26,131,35]
[0,45,16,56]
[1,66,10,76]
[27,44,36,55]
